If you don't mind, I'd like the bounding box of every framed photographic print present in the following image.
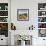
[17,9,29,21]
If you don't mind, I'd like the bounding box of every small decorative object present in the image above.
[0,6,1,10]
[0,23,8,30]
[11,23,16,30]
[38,23,46,28]
[43,39,45,40]
[42,12,45,15]
[29,25,35,30]
[5,6,8,10]
[29,27,30,30]
[17,9,29,21]
[38,3,46,10]
[45,6,46,8]
[0,17,8,22]
[39,29,46,37]
[40,8,44,10]
[38,17,46,22]
[38,17,42,22]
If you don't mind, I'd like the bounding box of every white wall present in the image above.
[11,0,38,30]
[11,0,46,46]
[11,0,46,30]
